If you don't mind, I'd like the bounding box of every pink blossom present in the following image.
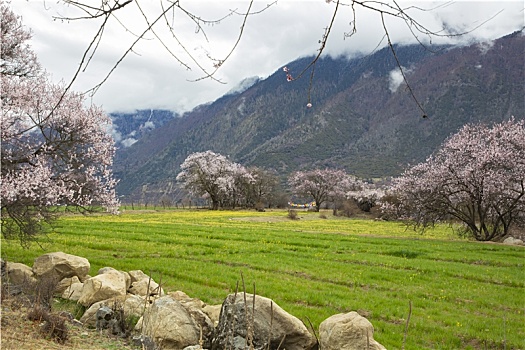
[383,118,525,241]
[1,3,119,244]
[288,168,360,212]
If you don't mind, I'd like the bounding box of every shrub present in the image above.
[287,209,299,220]
[41,313,69,344]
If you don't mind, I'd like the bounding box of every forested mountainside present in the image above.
[114,30,525,201]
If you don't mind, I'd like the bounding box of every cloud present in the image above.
[9,1,524,114]
[388,67,411,93]
[225,76,261,95]
[121,138,138,148]
[107,124,122,143]
[142,121,155,129]
[477,40,495,55]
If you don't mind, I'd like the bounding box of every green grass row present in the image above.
[1,209,524,349]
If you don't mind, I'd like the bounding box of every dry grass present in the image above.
[0,297,134,350]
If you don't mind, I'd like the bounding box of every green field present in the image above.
[1,209,524,349]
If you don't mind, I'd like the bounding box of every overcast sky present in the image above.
[10,0,524,114]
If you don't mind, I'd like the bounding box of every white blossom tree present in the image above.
[288,169,358,212]
[347,185,385,212]
[176,151,252,210]
[383,118,525,241]
[218,161,254,209]
[1,3,119,246]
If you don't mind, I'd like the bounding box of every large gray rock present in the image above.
[212,293,317,350]
[78,270,127,306]
[502,237,524,246]
[61,281,84,301]
[139,295,212,350]
[55,276,81,296]
[80,294,147,328]
[5,262,36,286]
[203,304,222,327]
[32,252,90,282]
[319,311,386,350]
[128,270,163,297]
[98,267,131,290]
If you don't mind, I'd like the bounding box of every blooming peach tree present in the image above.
[383,118,525,241]
[1,3,118,246]
[347,185,385,212]
[288,169,359,212]
[176,151,253,210]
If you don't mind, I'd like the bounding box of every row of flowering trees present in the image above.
[178,118,525,242]
[177,150,381,213]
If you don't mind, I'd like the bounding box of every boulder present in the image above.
[212,293,317,350]
[95,305,115,331]
[128,270,163,297]
[319,311,386,350]
[503,237,524,246]
[169,291,206,309]
[61,281,84,301]
[98,267,131,290]
[139,295,212,350]
[132,335,157,350]
[55,276,81,296]
[169,290,190,300]
[32,252,90,282]
[80,294,147,328]
[5,262,36,286]
[78,270,127,306]
[203,304,222,327]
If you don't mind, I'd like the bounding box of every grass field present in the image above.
[1,209,524,349]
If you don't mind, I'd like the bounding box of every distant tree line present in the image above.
[176,150,386,214]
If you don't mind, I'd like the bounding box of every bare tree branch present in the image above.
[36,0,503,115]
[381,11,427,117]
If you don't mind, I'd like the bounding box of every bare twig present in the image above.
[191,0,255,82]
[139,273,153,335]
[305,316,320,348]
[249,282,256,350]
[288,0,341,107]
[229,280,239,350]
[276,334,286,350]
[266,301,273,350]
[381,12,427,118]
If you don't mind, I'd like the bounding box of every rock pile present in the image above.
[2,252,386,350]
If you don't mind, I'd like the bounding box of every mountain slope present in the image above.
[114,31,525,200]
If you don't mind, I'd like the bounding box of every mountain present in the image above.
[109,109,178,148]
[114,30,525,201]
